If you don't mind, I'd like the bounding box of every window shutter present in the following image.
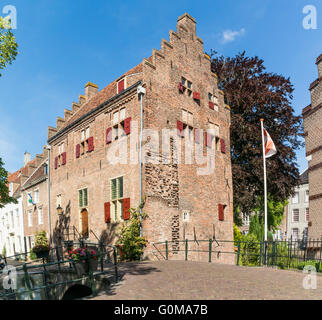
[118,79,125,94]
[54,157,58,170]
[106,127,112,144]
[104,202,111,223]
[209,101,215,110]
[194,128,200,144]
[83,189,88,207]
[220,138,226,154]
[88,137,94,152]
[218,204,224,221]
[178,82,184,93]
[79,190,83,207]
[193,91,200,100]
[111,179,117,200]
[123,198,131,221]
[124,117,132,135]
[177,120,183,137]
[76,144,80,158]
[62,152,67,165]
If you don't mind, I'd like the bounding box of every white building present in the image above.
[0,178,25,258]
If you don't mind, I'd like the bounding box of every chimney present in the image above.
[24,152,31,166]
[85,82,98,101]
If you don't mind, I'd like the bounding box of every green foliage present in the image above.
[234,206,243,227]
[116,204,148,262]
[0,17,18,77]
[211,52,303,214]
[254,195,288,232]
[233,224,243,246]
[0,158,17,208]
[239,233,261,266]
[2,246,6,257]
[29,250,37,261]
[32,231,50,253]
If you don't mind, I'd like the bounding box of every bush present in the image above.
[116,203,148,262]
[29,250,37,261]
[240,233,261,266]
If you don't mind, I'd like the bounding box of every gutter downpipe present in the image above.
[137,85,146,238]
[46,145,53,260]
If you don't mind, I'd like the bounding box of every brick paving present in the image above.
[91,261,322,300]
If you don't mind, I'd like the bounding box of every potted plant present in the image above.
[66,247,99,276]
[32,231,50,259]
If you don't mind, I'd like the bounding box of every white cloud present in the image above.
[221,28,246,44]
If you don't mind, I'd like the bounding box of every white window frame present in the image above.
[292,209,299,223]
[291,192,299,204]
[34,189,39,204]
[305,190,309,203]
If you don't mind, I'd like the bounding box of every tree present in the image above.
[0,16,18,77]
[0,157,17,208]
[211,51,303,218]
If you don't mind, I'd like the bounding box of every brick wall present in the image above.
[303,56,322,240]
[48,13,234,264]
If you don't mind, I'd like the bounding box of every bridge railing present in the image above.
[0,242,119,300]
[151,238,322,270]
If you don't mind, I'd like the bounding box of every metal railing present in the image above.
[151,238,322,270]
[0,241,119,300]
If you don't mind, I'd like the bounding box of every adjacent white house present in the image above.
[0,180,25,258]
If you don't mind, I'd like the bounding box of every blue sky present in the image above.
[0,0,321,174]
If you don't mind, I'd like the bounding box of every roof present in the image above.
[60,63,143,132]
[300,169,308,185]
[21,158,48,190]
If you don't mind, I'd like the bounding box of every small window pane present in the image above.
[120,108,126,121]
[113,112,119,125]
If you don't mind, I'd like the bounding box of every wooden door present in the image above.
[81,209,89,239]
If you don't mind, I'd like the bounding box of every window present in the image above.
[305,190,309,203]
[113,112,119,125]
[120,108,126,122]
[15,209,19,227]
[292,228,299,241]
[34,189,39,204]
[183,211,190,222]
[181,77,192,96]
[10,211,14,228]
[292,209,299,222]
[111,177,124,221]
[28,211,32,227]
[80,127,90,155]
[305,208,309,222]
[79,188,88,208]
[38,208,43,225]
[291,192,299,204]
[117,79,125,94]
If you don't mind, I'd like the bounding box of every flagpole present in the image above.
[260,119,268,242]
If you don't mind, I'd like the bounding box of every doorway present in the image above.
[81,209,89,239]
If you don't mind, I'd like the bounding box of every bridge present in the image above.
[0,241,119,300]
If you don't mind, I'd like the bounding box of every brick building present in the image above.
[20,149,49,253]
[47,13,234,263]
[303,53,322,241]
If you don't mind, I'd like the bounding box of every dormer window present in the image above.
[117,78,125,94]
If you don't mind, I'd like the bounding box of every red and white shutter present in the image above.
[88,137,94,152]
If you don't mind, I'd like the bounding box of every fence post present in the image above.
[209,239,212,263]
[185,240,188,261]
[236,240,241,266]
[113,247,118,283]
[99,241,104,272]
[22,264,33,300]
[165,241,168,261]
[259,242,263,266]
[88,259,97,297]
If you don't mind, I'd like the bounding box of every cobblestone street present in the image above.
[91,261,322,300]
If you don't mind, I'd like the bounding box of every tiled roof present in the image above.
[60,63,143,131]
[21,159,48,190]
[300,169,309,185]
